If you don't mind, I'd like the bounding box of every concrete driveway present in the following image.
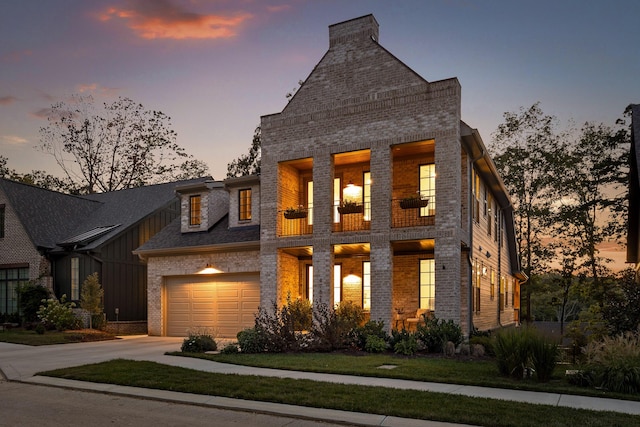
[0,335,184,380]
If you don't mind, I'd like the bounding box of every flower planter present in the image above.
[284,211,307,219]
[400,198,429,209]
[338,204,364,215]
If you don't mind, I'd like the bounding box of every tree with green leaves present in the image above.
[80,272,104,329]
[226,125,261,178]
[489,103,561,321]
[39,94,208,194]
[551,119,629,308]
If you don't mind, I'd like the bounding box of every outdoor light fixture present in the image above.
[343,181,362,203]
[199,263,222,274]
[343,273,361,285]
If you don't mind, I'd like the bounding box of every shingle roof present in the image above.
[0,176,211,252]
[134,214,260,254]
[0,178,100,249]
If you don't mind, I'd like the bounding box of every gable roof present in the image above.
[134,214,260,257]
[0,178,100,250]
[0,176,211,253]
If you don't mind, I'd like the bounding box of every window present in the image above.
[333,264,342,307]
[306,265,313,303]
[189,195,201,226]
[71,257,79,300]
[487,193,493,236]
[490,268,495,300]
[474,259,481,313]
[0,204,5,238]
[332,178,340,223]
[419,164,436,217]
[362,261,371,310]
[499,275,505,311]
[0,267,28,314]
[494,204,500,242]
[239,189,252,221]
[472,169,480,223]
[483,186,488,217]
[419,259,435,310]
[363,172,371,221]
[308,180,315,225]
[503,275,509,308]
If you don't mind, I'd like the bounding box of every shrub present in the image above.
[37,295,81,331]
[181,333,217,353]
[493,327,531,379]
[221,343,239,354]
[390,329,418,356]
[530,332,559,382]
[18,282,51,324]
[288,298,312,331]
[34,323,46,335]
[237,327,266,353]
[469,335,494,356]
[364,334,387,353]
[583,330,640,394]
[311,301,364,351]
[353,320,388,350]
[416,316,463,353]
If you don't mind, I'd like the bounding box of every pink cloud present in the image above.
[266,4,292,13]
[76,83,120,97]
[1,50,32,63]
[97,0,253,40]
[0,135,28,145]
[0,96,17,106]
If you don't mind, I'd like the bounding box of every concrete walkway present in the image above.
[1,335,639,426]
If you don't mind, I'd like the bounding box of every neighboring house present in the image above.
[628,104,640,282]
[138,15,524,338]
[0,177,204,328]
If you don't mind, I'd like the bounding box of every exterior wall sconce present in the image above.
[343,273,361,285]
[199,263,222,274]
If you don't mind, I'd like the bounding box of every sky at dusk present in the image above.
[1,0,638,269]
[2,0,638,178]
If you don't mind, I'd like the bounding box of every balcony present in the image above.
[279,207,313,237]
[333,203,371,232]
[392,198,434,228]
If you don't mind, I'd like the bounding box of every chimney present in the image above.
[329,14,379,47]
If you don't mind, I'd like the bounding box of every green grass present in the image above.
[0,328,116,345]
[177,351,640,401]
[41,359,640,427]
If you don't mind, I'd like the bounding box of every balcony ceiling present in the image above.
[334,149,370,166]
[392,139,435,158]
[392,239,434,254]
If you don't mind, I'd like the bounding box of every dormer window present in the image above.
[239,189,251,221]
[189,195,201,226]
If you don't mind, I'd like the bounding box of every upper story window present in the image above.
[189,195,201,226]
[0,204,5,238]
[472,169,481,223]
[363,172,371,221]
[239,189,252,221]
[419,164,436,217]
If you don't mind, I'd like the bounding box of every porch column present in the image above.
[370,240,393,330]
[312,150,334,309]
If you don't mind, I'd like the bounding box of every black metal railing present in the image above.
[391,198,434,228]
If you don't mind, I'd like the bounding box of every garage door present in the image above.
[165,274,260,337]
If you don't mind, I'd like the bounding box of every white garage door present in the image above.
[165,274,260,337]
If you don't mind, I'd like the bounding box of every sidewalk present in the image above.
[1,336,639,426]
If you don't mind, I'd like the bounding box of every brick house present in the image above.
[137,15,524,337]
[0,177,203,329]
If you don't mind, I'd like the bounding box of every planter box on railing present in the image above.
[338,204,364,214]
[400,198,429,209]
[283,211,308,219]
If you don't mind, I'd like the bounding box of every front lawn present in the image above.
[178,351,640,401]
[0,328,117,345]
[40,359,640,427]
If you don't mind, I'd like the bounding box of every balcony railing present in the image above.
[279,208,313,237]
[391,198,434,228]
[332,203,371,232]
